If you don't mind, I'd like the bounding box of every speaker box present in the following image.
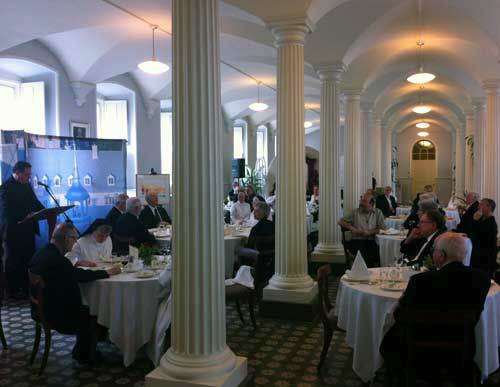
[232,158,246,178]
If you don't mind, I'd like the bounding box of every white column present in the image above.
[381,126,392,187]
[263,18,317,303]
[360,101,374,190]
[472,98,485,195]
[482,81,500,200]
[372,115,382,186]
[146,1,247,385]
[455,123,466,197]
[343,89,363,215]
[267,123,276,165]
[311,62,345,263]
[464,111,474,193]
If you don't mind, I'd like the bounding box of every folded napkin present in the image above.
[225,265,254,289]
[345,251,370,280]
[380,228,399,235]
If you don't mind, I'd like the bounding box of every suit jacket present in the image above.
[469,215,498,274]
[400,230,443,265]
[455,201,479,236]
[139,205,171,229]
[376,194,398,217]
[115,212,156,247]
[247,219,275,249]
[105,206,122,231]
[381,261,490,362]
[0,176,44,239]
[29,243,109,323]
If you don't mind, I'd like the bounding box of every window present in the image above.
[233,126,245,159]
[32,175,38,188]
[53,175,61,187]
[0,81,45,134]
[160,112,172,182]
[256,125,267,172]
[67,175,74,187]
[412,140,436,160]
[83,174,92,186]
[107,174,116,186]
[42,175,49,185]
[97,100,128,140]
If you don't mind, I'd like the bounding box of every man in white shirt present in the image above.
[230,191,251,225]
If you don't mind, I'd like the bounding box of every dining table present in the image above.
[384,216,406,230]
[334,268,500,383]
[396,206,412,217]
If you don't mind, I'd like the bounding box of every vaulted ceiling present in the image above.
[2,0,500,136]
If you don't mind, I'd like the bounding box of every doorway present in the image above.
[411,140,437,199]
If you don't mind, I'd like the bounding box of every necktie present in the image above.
[154,207,162,223]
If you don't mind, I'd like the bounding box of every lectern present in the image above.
[19,206,75,239]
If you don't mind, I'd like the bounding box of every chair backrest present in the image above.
[28,272,49,326]
[317,264,332,326]
[340,226,356,269]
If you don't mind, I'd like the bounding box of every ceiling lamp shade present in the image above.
[417,131,429,137]
[416,122,430,129]
[407,71,435,85]
[138,26,169,75]
[412,105,432,114]
[304,121,313,128]
[419,140,432,147]
[249,81,269,112]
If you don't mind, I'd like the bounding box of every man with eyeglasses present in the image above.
[399,209,446,266]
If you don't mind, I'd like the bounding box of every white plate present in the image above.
[100,256,122,263]
[343,277,371,283]
[134,271,156,279]
[380,283,405,291]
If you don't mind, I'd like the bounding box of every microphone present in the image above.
[37,182,49,188]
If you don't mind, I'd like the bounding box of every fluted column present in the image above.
[147,1,246,385]
[482,81,500,200]
[372,115,382,185]
[267,124,276,165]
[472,98,485,195]
[246,117,257,169]
[464,111,474,193]
[311,62,345,263]
[263,18,316,301]
[455,123,465,196]
[343,89,363,214]
[360,101,374,190]
[381,126,392,186]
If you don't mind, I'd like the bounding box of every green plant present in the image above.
[242,166,264,195]
[138,244,160,266]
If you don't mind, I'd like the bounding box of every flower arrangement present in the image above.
[138,244,160,266]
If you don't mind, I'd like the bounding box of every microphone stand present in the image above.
[40,184,81,236]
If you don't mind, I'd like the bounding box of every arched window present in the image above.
[83,174,92,186]
[233,120,247,159]
[42,175,49,185]
[53,175,61,187]
[107,174,116,186]
[412,140,436,160]
[67,175,74,187]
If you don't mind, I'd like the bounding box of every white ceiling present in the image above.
[2,0,500,135]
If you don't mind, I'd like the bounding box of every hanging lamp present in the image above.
[249,81,269,112]
[138,26,169,75]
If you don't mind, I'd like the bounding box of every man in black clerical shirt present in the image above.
[105,193,128,231]
[0,161,44,298]
[29,223,121,362]
[115,197,156,247]
[247,201,274,249]
[139,192,171,229]
[455,191,480,236]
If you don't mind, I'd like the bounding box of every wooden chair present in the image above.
[225,267,257,329]
[399,308,479,387]
[340,226,355,269]
[317,264,339,371]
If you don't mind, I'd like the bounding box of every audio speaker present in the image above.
[232,158,246,178]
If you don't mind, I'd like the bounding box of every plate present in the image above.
[380,283,406,291]
[134,271,156,279]
[343,277,371,283]
[100,256,122,263]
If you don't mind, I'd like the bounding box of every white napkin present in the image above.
[381,228,399,235]
[224,265,254,289]
[345,251,370,280]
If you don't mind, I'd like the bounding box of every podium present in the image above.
[19,206,75,239]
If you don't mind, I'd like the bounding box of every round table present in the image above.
[445,209,461,224]
[375,234,405,266]
[384,216,406,230]
[80,271,163,367]
[334,269,500,382]
[396,206,412,217]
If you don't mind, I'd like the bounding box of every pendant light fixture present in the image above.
[417,131,429,137]
[138,26,169,75]
[304,121,313,128]
[249,81,269,112]
[416,121,430,129]
[419,140,432,147]
[412,86,432,114]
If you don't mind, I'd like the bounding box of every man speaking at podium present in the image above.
[0,161,44,298]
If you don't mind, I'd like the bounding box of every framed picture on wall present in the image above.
[136,174,171,205]
[70,121,89,138]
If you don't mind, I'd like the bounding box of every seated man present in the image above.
[376,186,398,217]
[247,201,275,249]
[29,223,121,362]
[228,181,239,202]
[115,197,156,247]
[400,209,445,266]
[455,191,480,236]
[338,193,385,267]
[230,191,251,225]
[105,193,128,231]
[403,198,439,231]
[139,192,171,229]
[381,232,490,380]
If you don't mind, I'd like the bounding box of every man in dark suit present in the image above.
[0,161,44,298]
[139,192,171,229]
[247,201,275,249]
[115,197,156,247]
[455,192,480,236]
[105,193,128,231]
[400,210,446,266]
[29,223,121,362]
[376,186,398,217]
[381,232,491,381]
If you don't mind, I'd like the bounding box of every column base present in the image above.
[260,282,318,321]
[311,244,345,263]
[145,356,247,387]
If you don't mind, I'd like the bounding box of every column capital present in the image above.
[360,101,374,112]
[482,79,500,95]
[266,16,314,47]
[342,88,363,101]
[314,61,346,82]
[464,110,474,120]
[472,97,486,110]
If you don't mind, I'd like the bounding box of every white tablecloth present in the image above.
[396,206,412,217]
[446,209,461,224]
[334,269,500,382]
[80,272,163,367]
[384,217,406,230]
[375,234,405,266]
[446,218,458,230]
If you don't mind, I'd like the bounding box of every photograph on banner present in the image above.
[136,174,170,205]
